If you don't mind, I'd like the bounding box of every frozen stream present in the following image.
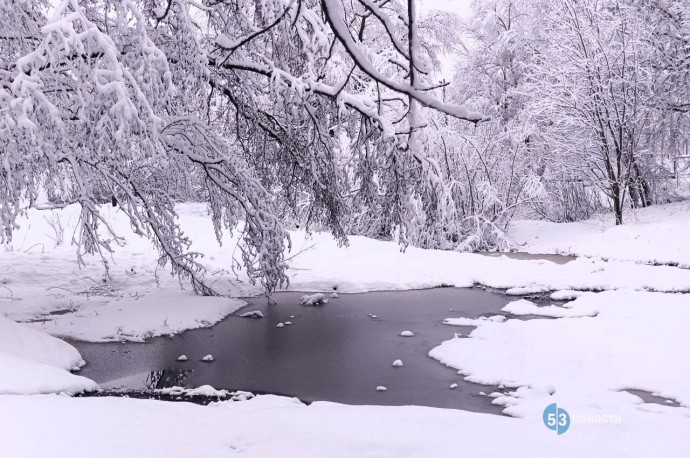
[71,287,557,413]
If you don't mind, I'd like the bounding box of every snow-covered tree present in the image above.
[637,0,690,201]
[0,0,486,293]
[525,0,659,225]
[449,0,689,225]
[410,0,546,246]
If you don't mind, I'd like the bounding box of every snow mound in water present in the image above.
[550,289,583,301]
[155,386,255,401]
[443,315,505,326]
[301,293,328,305]
[502,299,594,318]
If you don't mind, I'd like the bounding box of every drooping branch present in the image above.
[321,0,489,123]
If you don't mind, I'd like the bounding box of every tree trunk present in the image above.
[612,181,623,225]
[631,160,652,207]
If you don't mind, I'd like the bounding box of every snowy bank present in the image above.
[0,353,96,395]
[0,316,96,395]
[0,315,84,370]
[0,394,686,458]
[3,203,690,342]
[509,200,690,267]
[29,295,244,343]
[431,290,690,420]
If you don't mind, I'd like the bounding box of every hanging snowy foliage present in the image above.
[0,0,486,293]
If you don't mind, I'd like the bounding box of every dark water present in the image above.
[72,288,537,414]
[478,252,575,264]
[624,389,682,407]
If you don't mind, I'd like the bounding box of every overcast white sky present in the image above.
[419,0,472,17]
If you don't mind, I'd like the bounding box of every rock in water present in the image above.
[201,354,214,362]
[400,330,415,337]
[376,386,387,392]
[177,355,188,361]
[392,359,403,367]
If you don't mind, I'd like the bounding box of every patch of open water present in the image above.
[71,288,556,413]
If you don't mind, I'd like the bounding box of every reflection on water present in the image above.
[145,370,193,390]
[100,369,194,391]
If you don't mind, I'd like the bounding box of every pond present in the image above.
[71,287,550,414]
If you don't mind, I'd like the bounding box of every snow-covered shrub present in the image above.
[43,211,65,247]
[531,181,603,223]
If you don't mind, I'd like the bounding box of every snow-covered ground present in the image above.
[0,205,245,342]
[434,291,690,446]
[3,203,690,342]
[1,201,689,456]
[509,200,690,266]
[0,393,684,458]
[0,315,96,395]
